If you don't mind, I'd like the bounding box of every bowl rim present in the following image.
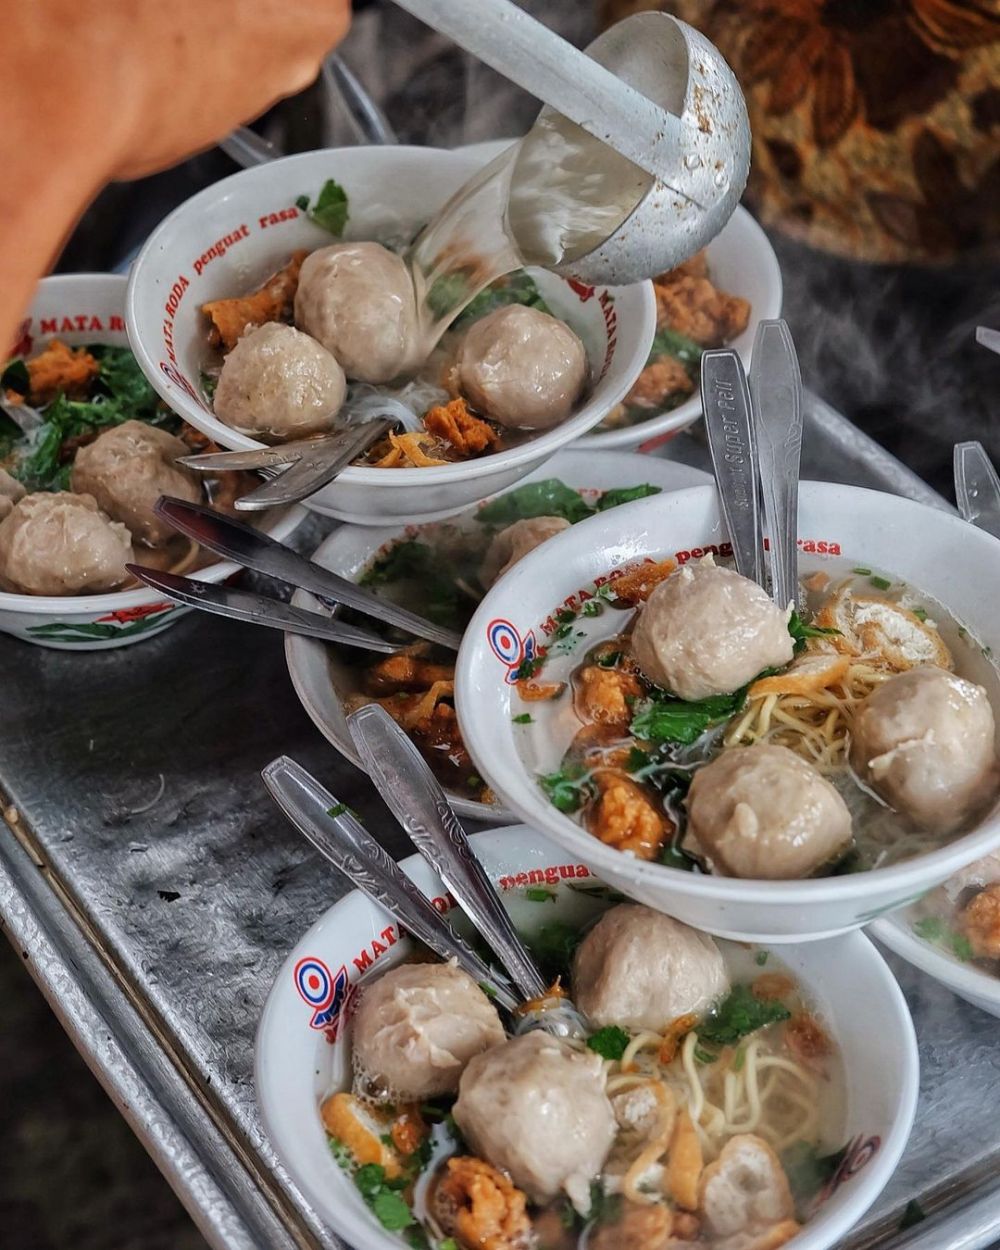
[0,270,305,613]
[283,447,712,823]
[124,143,656,488]
[254,824,920,1250]
[576,204,784,449]
[455,479,1000,904]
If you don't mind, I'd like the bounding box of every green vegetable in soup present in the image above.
[538,763,594,813]
[781,1141,848,1216]
[787,609,841,651]
[309,178,349,235]
[630,688,747,746]
[353,1162,415,1231]
[455,270,552,327]
[913,916,974,961]
[1,358,30,394]
[525,919,581,983]
[586,1025,630,1061]
[650,327,703,368]
[698,984,791,1046]
[594,484,662,511]
[477,479,594,526]
[360,539,465,629]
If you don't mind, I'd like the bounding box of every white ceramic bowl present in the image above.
[125,146,656,526]
[577,205,783,453]
[256,825,918,1250]
[285,448,710,821]
[871,912,1000,1018]
[455,481,1000,941]
[0,273,304,649]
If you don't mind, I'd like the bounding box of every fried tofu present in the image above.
[202,249,308,351]
[21,339,99,404]
[574,665,643,731]
[434,1156,532,1250]
[424,398,499,456]
[654,276,751,347]
[587,771,671,860]
[625,358,694,409]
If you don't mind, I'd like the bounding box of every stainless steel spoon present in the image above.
[262,755,520,1011]
[750,319,803,611]
[347,702,587,1037]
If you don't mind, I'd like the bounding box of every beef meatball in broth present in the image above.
[351,962,504,1101]
[453,1032,615,1211]
[573,904,729,1031]
[480,515,570,587]
[850,665,997,831]
[0,468,25,522]
[213,322,346,440]
[0,492,132,595]
[294,242,418,384]
[72,421,199,546]
[631,556,794,701]
[456,305,587,430]
[686,744,853,878]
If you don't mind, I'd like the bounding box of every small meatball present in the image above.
[961,884,1000,960]
[850,666,997,831]
[0,492,132,595]
[624,357,694,410]
[294,241,418,383]
[589,1200,673,1250]
[699,1135,796,1241]
[480,516,570,587]
[351,961,504,1101]
[573,904,729,1031]
[424,398,499,456]
[433,1156,532,1250]
[453,1032,616,1209]
[213,322,346,440]
[575,665,643,731]
[457,305,587,431]
[587,772,672,860]
[71,420,200,547]
[686,745,853,879]
[0,468,25,522]
[631,557,794,701]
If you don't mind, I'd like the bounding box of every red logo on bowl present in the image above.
[97,602,173,625]
[487,618,541,684]
[294,957,352,1036]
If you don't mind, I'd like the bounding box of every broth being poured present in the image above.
[517,555,1000,877]
[319,886,846,1250]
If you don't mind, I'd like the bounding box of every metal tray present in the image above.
[2,391,998,1250]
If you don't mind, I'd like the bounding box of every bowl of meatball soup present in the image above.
[454,482,1000,940]
[0,273,303,649]
[125,146,655,527]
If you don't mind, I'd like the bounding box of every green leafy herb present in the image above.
[539,763,593,813]
[787,609,841,650]
[914,916,973,961]
[477,478,594,526]
[438,1239,460,1250]
[582,599,604,617]
[526,919,581,983]
[899,1199,926,1230]
[514,654,545,681]
[659,842,699,872]
[587,1183,622,1226]
[328,1137,353,1170]
[755,950,769,966]
[525,885,557,903]
[699,984,791,1046]
[595,650,624,669]
[454,270,553,327]
[1,358,30,394]
[586,1025,630,1061]
[693,1045,718,1065]
[732,1047,746,1071]
[852,566,872,576]
[781,1142,847,1216]
[650,327,703,368]
[870,574,892,591]
[360,539,464,629]
[200,369,218,401]
[352,1163,415,1231]
[596,484,662,511]
[467,774,483,789]
[912,606,928,622]
[630,688,746,746]
[295,194,310,211]
[309,179,349,235]
[512,712,534,724]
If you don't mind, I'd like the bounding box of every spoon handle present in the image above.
[701,348,764,588]
[749,319,803,611]
[348,704,550,1001]
[262,756,519,1011]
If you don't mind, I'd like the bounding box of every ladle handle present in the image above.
[262,756,519,1011]
[701,349,765,588]
[750,319,803,611]
[391,0,700,198]
[348,704,550,1002]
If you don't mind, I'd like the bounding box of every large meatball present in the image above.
[453,1032,615,1210]
[850,665,997,831]
[573,904,729,1031]
[456,305,588,430]
[0,492,132,595]
[294,242,418,383]
[687,744,853,879]
[480,515,571,587]
[72,420,200,547]
[0,468,25,522]
[631,557,794,701]
[213,322,346,440]
[351,961,504,1101]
